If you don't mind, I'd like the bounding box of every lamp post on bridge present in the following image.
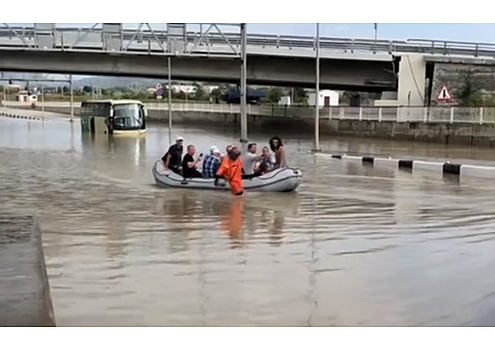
[373,23,378,53]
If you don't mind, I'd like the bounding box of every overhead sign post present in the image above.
[436,84,453,102]
[156,83,163,100]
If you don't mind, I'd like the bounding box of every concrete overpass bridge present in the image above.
[1,24,495,105]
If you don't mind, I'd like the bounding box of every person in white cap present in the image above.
[161,136,184,174]
[202,145,222,178]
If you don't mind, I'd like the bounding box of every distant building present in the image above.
[279,96,291,106]
[308,90,339,107]
[168,84,218,95]
[16,90,37,103]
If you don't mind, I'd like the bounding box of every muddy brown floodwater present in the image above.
[2,114,495,326]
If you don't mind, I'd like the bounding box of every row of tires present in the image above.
[0,111,44,121]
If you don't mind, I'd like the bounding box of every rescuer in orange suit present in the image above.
[215,146,244,196]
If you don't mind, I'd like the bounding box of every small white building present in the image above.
[308,90,339,107]
[278,96,291,106]
[16,90,37,103]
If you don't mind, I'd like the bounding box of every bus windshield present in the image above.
[112,103,145,130]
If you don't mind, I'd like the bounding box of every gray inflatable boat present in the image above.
[152,160,302,192]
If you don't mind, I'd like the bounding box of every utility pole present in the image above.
[41,81,45,118]
[168,56,172,144]
[240,23,248,143]
[69,75,74,123]
[312,23,321,153]
[2,73,5,106]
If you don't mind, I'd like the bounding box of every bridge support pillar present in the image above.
[375,54,426,121]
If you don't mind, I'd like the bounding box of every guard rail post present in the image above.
[378,107,382,122]
[359,107,363,121]
[423,107,428,123]
[480,107,484,125]
[450,107,454,123]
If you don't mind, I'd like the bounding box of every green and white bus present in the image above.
[80,99,147,136]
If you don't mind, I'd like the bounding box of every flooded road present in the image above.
[2,115,495,326]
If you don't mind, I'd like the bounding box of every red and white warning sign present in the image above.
[436,84,453,102]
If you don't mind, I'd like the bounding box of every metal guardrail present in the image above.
[1,25,495,58]
[2,101,495,124]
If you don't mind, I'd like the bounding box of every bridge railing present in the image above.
[1,25,495,58]
[3,101,495,124]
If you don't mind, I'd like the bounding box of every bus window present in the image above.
[112,104,144,130]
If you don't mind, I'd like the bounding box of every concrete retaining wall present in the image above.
[431,63,495,107]
[11,105,495,147]
[0,215,56,326]
[325,119,495,147]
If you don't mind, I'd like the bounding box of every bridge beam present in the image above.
[0,50,396,92]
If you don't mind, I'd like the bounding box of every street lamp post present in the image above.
[168,56,172,144]
[41,82,45,118]
[69,75,74,123]
[312,23,321,153]
[373,23,378,53]
[240,23,248,143]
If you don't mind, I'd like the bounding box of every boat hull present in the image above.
[152,161,302,192]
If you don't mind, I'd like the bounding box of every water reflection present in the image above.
[220,198,244,245]
[155,192,298,250]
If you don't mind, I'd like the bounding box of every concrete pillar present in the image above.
[0,215,56,326]
[397,54,426,107]
[375,54,426,121]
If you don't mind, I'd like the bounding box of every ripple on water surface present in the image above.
[2,117,495,326]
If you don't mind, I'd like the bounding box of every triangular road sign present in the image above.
[436,84,453,101]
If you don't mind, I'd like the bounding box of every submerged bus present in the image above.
[80,100,147,136]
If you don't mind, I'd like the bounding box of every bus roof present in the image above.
[82,99,144,105]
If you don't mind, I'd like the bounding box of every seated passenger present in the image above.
[242,142,261,178]
[162,136,183,174]
[182,144,203,178]
[202,146,222,178]
[269,136,288,168]
[257,146,276,175]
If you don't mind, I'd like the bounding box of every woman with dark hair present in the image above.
[269,136,287,168]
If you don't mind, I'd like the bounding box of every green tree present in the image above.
[193,82,207,100]
[176,90,186,100]
[210,88,223,101]
[455,70,483,107]
[266,87,283,104]
[294,87,308,105]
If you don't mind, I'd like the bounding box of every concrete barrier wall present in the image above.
[0,215,56,326]
[8,105,495,147]
[324,119,495,147]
